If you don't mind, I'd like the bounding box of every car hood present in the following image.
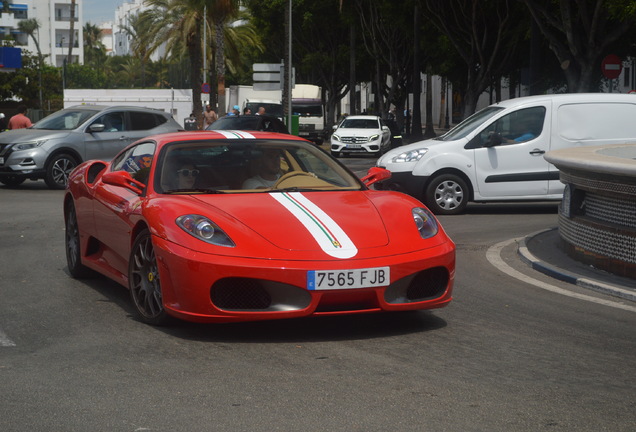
[334,128,380,137]
[0,128,72,144]
[377,136,468,166]
[191,191,389,258]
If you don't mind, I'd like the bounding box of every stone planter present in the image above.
[545,144,636,280]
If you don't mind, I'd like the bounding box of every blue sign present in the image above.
[0,47,22,70]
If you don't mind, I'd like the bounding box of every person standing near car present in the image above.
[8,105,32,130]
[203,104,217,128]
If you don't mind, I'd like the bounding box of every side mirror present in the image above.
[332,125,338,131]
[89,123,105,133]
[484,131,502,147]
[361,167,392,187]
[102,170,145,195]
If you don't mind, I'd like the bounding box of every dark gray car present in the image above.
[0,105,182,189]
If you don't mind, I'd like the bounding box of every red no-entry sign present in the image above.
[601,54,622,79]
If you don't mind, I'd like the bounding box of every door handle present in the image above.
[529,149,545,155]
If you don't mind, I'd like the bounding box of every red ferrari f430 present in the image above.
[64,131,455,325]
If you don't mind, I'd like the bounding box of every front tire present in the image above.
[45,153,78,189]
[129,229,171,326]
[425,174,469,215]
[65,201,94,278]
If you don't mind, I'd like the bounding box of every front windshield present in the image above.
[339,118,379,129]
[33,108,99,131]
[208,117,259,130]
[156,139,362,194]
[439,106,504,141]
[292,104,323,117]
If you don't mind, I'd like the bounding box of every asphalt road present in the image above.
[1,170,634,432]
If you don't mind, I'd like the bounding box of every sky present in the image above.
[83,0,123,24]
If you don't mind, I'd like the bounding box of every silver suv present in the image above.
[0,105,182,189]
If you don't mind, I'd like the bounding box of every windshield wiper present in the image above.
[165,188,227,194]
[268,187,325,193]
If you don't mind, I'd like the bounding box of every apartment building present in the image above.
[1,0,84,67]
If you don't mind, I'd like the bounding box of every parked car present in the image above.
[0,105,182,189]
[330,115,392,157]
[64,131,455,325]
[207,114,289,134]
[376,93,636,215]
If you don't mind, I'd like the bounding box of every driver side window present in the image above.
[477,106,546,147]
[94,112,125,132]
[111,142,156,184]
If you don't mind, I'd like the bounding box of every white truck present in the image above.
[63,89,193,128]
[292,84,324,144]
[226,85,284,119]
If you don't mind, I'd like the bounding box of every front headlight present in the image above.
[14,140,47,151]
[392,148,428,163]
[368,134,380,142]
[412,207,438,239]
[176,215,235,247]
[332,134,341,142]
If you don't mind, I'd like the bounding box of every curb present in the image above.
[517,229,636,303]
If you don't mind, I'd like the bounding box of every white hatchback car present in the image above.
[330,115,391,157]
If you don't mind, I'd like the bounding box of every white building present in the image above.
[112,0,164,60]
[1,0,84,67]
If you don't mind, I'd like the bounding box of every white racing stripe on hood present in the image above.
[270,192,358,259]
[214,130,256,139]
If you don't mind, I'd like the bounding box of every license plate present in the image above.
[299,132,309,136]
[346,144,361,149]
[307,267,390,290]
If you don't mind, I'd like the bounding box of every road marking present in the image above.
[0,329,16,347]
[487,238,636,313]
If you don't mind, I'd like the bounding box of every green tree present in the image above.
[83,22,107,68]
[145,0,206,123]
[208,0,240,116]
[17,18,45,108]
[424,0,528,117]
[522,0,636,92]
[121,12,157,87]
[68,0,77,63]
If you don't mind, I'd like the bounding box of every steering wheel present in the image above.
[272,171,316,189]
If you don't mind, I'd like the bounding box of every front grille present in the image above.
[340,136,368,144]
[384,267,449,304]
[211,278,272,310]
[406,267,448,300]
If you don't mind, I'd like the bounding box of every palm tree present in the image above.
[145,0,206,123]
[121,12,157,87]
[207,0,240,116]
[204,5,263,111]
[68,0,77,63]
[83,23,107,66]
[18,18,44,107]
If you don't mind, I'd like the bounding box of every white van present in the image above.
[376,93,636,214]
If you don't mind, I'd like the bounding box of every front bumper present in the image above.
[0,147,47,180]
[153,235,455,323]
[331,140,382,154]
[374,170,429,200]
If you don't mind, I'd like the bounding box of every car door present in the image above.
[84,111,131,161]
[92,142,156,277]
[469,104,551,197]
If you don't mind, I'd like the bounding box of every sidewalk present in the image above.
[518,228,636,302]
